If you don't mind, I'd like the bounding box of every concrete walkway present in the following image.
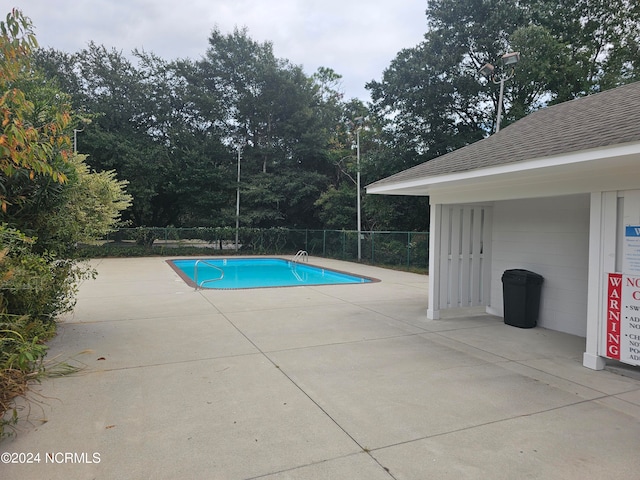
[2,256,640,479]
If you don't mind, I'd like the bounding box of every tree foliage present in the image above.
[196,27,343,227]
[0,9,132,311]
[10,154,133,255]
[367,0,640,170]
[0,9,133,435]
[0,9,70,210]
[25,3,640,235]
[35,27,352,229]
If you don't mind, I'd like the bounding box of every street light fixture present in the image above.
[73,117,92,154]
[479,51,520,133]
[501,51,520,66]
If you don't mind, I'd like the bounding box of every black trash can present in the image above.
[501,269,543,328]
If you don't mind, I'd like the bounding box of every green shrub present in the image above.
[0,313,73,439]
[0,226,93,439]
[134,228,158,247]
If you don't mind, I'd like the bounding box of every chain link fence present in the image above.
[96,227,429,270]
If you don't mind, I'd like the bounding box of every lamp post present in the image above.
[353,116,364,261]
[73,118,91,154]
[479,51,520,133]
[235,145,241,252]
[73,128,84,154]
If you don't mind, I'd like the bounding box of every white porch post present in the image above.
[583,191,617,370]
[427,203,442,319]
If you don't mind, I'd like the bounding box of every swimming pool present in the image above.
[168,258,378,289]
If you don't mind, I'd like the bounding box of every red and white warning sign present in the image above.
[606,273,640,366]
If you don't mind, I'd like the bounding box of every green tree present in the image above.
[2,67,132,255]
[14,155,132,255]
[367,0,640,170]
[0,9,132,434]
[0,9,70,211]
[198,27,344,228]
[36,44,231,227]
[314,184,356,230]
[527,0,640,94]
[0,9,131,314]
[35,26,375,231]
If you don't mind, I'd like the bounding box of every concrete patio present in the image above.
[2,256,640,479]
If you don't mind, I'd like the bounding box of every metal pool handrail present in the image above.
[194,259,224,290]
[292,250,308,263]
[290,250,309,282]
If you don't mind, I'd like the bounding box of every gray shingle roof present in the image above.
[368,81,640,188]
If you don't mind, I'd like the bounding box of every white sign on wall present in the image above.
[623,225,640,275]
[621,275,640,366]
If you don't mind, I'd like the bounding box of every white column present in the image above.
[583,191,617,370]
[427,203,442,319]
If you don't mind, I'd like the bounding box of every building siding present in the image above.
[489,194,590,336]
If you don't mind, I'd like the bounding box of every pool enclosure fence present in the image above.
[98,227,429,270]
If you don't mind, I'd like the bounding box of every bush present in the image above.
[0,227,94,319]
[0,226,93,439]
[134,228,158,247]
[0,10,129,439]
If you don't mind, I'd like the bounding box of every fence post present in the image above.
[323,230,326,256]
[342,231,346,259]
[371,231,375,264]
[407,232,411,267]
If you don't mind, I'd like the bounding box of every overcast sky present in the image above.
[11,1,428,102]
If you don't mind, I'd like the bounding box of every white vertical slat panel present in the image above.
[448,207,463,307]
[480,206,493,306]
[439,206,452,307]
[470,206,483,305]
[437,203,492,311]
[459,206,473,306]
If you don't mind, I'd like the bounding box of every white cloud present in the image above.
[10,0,427,101]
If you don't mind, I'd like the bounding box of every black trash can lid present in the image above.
[502,269,544,284]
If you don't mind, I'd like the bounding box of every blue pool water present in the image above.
[168,258,376,289]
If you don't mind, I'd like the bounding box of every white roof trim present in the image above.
[367,141,640,196]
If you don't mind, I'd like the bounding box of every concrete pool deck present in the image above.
[2,256,640,479]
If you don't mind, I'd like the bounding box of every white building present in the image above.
[367,81,640,370]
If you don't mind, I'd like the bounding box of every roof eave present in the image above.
[366,141,640,198]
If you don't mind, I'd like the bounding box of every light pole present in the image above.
[73,118,91,154]
[73,128,84,154]
[354,116,364,261]
[479,51,520,133]
[235,145,241,252]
